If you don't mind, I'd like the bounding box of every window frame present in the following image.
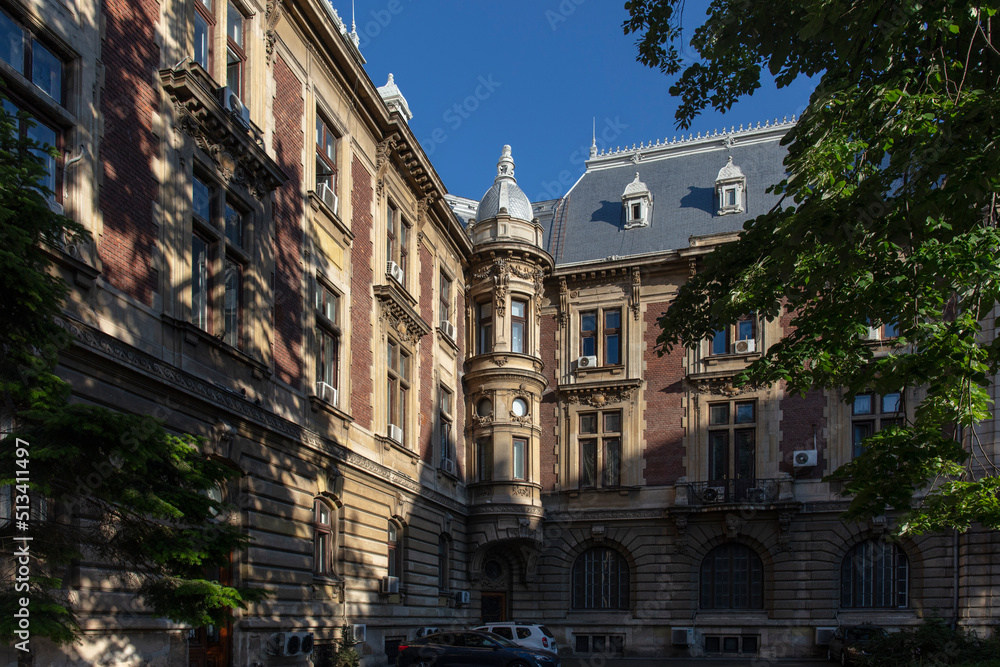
[387,521,403,580]
[477,437,493,482]
[571,547,630,610]
[851,391,904,458]
[193,0,215,70]
[512,437,527,481]
[439,271,453,324]
[840,540,909,609]
[477,300,493,354]
[578,307,624,367]
[386,202,411,288]
[438,534,450,592]
[710,315,758,356]
[224,0,246,100]
[439,384,454,468]
[315,111,338,193]
[511,298,528,354]
[579,409,623,489]
[700,543,764,610]
[314,278,341,398]
[707,400,756,483]
[313,498,335,577]
[387,337,411,443]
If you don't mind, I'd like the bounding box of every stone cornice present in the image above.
[373,283,432,345]
[546,509,663,522]
[556,378,642,407]
[159,63,287,199]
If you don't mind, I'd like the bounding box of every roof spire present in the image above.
[350,0,359,47]
[495,145,516,183]
[590,117,597,158]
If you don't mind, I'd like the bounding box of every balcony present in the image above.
[681,477,792,506]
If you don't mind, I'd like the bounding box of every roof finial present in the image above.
[590,117,597,158]
[350,0,359,47]
[495,145,516,183]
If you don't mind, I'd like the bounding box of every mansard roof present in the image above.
[539,120,793,266]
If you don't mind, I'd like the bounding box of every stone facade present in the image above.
[0,0,997,665]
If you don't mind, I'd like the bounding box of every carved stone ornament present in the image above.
[777,511,794,551]
[724,512,741,539]
[160,65,286,200]
[690,377,760,397]
[558,277,569,327]
[563,381,640,407]
[375,134,399,198]
[264,0,283,64]
[374,284,432,344]
[491,356,509,367]
[630,267,641,320]
[674,513,689,554]
[472,414,493,428]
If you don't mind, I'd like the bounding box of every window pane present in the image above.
[853,394,873,415]
[737,319,754,340]
[512,439,525,480]
[604,411,621,433]
[226,47,241,92]
[605,310,620,330]
[581,439,596,487]
[712,329,727,354]
[225,202,242,247]
[479,439,493,481]
[0,13,23,73]
[853,422,873,458]
[223,259,241,348]
[735,429,755,479]
[883,321,899,338]
[582,335,596,357]
[603,438,621,487]
[580,414,597,434]
[31,40,61,103]
[27,121,56,194]
[882,392,901,414]
[227,2,243,47]
[581,312,596,332]
[511,321,524,354]
[317,329,337,387]
[512,300,525,318]
[606,334,620,365]
[709,404,729,425]
[194,12,210,68]
[709,432,728,480]
[734,401,755,423]
[193,177,211,221]
[191,235,208,330]
[726,188,736,206]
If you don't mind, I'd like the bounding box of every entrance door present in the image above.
[480,592,506,623]
[188,564,232,667]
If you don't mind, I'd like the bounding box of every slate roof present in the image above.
[540,125,791,266]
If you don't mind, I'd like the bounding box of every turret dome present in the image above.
[476,145,533,223]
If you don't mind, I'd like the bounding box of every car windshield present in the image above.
[847,628,885,641]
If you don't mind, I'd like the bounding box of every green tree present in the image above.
[625,1,1000,533]
[0,101,264,648]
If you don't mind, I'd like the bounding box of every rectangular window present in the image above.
[578,410,623,489]
[315,281,340,394]
[440,385,454,467]
[511,299,527,354]
[223,259,241,348]
[852,391,904,458]
[512,438,526,480]
[225,1,245,97]
[313,500,333,576]
[707,400,757,483]
[440,272,453,323]
[316,113,337,193]
[193,0,214,69]
[385,203,410,288]
[3,99,61,204]
[191,234,209,330]
[387,339,410,438]
[478,438,493,481]
[477,301,493,354]
[710,315,758,355]
[578,307,623,366]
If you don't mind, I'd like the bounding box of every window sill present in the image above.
[0,59,76,127]
[702,351,761,366]
[379,434,420,463]
[574,363,625,378]
[436,465,460,482]
[437,324,459,353]
[308,393,353,423]
[169,316,270,379]
[308,189,354,242]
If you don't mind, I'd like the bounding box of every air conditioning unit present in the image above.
[440,319,456,340]
[220,87,250,128]
[671,627,695,646]
[454,590,471,605]
[441,458,455,475]
[794,449,818,467]
[319,182,339,215]
[865,326,881,341]
[314,381,337,406]
[381,575,400,594]
[734,338,756,354]
[703,486,726,502]
[353,624,367,643]
[282,632,315,656]
[387,260,404,284]
[746,487,767,503]
[815,627,838,646]
[388,424,403,444]
[577,355,598,368]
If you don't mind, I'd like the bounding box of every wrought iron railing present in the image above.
[688,478,781,505]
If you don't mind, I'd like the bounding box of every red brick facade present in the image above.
[98,0,159,306]
[271,56,304,389]
[642,302,686,485]
[418,243,434,463]
[350,157,374,429]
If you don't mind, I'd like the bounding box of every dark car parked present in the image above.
[395,630,560,667]
[828,625,888,665]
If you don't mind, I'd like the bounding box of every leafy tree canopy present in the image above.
[0,102,264,646]
[625,1,1000,533]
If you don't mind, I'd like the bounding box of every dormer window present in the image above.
[716,156,746,215]
[622,172,651,229]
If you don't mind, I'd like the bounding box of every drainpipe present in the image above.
[951,529,960,631]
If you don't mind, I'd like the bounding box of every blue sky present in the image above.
[350,0,816,203]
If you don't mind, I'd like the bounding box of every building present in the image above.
[0,0,997,664]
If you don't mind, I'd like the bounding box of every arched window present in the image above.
[438,534,450,591]
[700,544,764,610]
[388,521,403,579]
[841,540,908,608]
[572,547,629,610]
[313,499,335,577]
